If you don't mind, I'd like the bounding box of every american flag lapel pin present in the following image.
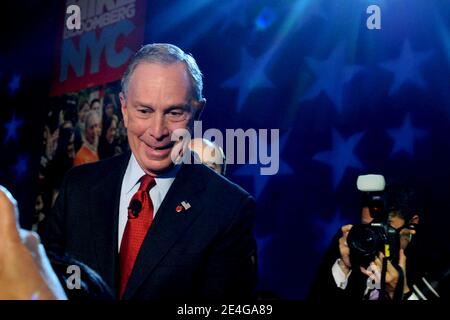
[181,201,191,210]
[176,201,191,213]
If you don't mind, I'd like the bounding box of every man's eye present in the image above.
[138,109,151,114]
[167,110,188,122]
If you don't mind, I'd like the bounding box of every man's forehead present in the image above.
[86,113,100,124]
[127,62,192,101]
[131,61,190,84]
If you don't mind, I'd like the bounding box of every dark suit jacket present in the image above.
[41,152,257,300]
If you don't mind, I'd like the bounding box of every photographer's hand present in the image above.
[0,186,66,300]
[360,250,409,299]
[391,249,409,296]
[400,227,416,250]
[338,224,353,275]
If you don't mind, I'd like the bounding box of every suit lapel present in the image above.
[123,163,206,299]
[89,153,130,296]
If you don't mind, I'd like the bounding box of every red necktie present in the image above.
[119,174,155,298]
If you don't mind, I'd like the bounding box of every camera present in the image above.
[347,221,400,267]
[347,174,401,267]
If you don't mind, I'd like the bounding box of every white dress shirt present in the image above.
[118,153,180,251]
[332,258,352,289]
[332,259,380,300]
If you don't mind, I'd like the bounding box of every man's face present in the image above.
[361,207,373,224]
[85,115,101,146]
[388,214,405,229]
[361,207,407,229]
[120,62,203,176]
[91,101,101,113]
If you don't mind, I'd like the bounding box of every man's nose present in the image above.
[147,114,169,140]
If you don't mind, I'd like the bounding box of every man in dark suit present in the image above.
[42,43,257,300]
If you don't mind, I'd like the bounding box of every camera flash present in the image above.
[357,174,386,192]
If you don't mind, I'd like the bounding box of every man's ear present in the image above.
[119,92,128,128]
[192,98,206,121]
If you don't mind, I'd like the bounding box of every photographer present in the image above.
[337,221,417,300]
[309,175,423,301]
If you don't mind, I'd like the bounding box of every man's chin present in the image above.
[141,158,175,176]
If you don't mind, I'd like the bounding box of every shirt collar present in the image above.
[123,153,181,195]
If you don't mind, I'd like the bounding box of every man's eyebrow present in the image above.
[134,102,154,108]
[166,104,190,110]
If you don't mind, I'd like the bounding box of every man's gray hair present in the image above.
[121,43,203,100]
[84,110,100,129]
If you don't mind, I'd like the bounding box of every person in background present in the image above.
[309,183,423,301]
[189,138,226,175]
[47,127,76,205]
[46,250,113,300]
[90,98,102,115]
[103,102,115,121]
[98,115,119,160]
[74,99,90,152]
[74,111,101,166]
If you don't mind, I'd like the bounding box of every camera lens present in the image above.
[347,225,382,261]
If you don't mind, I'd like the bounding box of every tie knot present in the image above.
[139,175,155,192]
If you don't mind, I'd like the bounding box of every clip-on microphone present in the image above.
[128,199,142,218]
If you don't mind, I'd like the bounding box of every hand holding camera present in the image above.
[338,224,353,276]
[360,250,409,299]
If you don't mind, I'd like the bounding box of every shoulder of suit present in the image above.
[189,163,253,201]
[64,153,129,184]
